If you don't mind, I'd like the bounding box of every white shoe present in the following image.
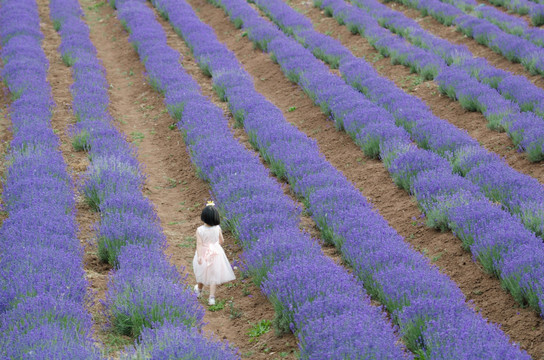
[194,285,201,298]
[208,297,215,306]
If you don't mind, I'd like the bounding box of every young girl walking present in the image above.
[193,201,236,305]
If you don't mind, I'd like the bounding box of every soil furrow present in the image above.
[187,0,544,357]
[0,80,11,228]
[82,0,299,358]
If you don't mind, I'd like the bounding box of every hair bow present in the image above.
[206,200,215,207]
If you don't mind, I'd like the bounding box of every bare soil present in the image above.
[187,0,544,357]
[0,86,10,230]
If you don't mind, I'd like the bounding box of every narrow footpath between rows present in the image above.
[0,79,12,232]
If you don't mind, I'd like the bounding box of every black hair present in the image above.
[201,205,220,226]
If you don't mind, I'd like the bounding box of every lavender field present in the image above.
[2,0,544,358]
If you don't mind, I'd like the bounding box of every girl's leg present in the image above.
[209,283,216,299]
[208,283,217,305]
[194,283,203,298]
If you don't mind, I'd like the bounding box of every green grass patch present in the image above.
[72,130,90,151]
[248,319,272,341]
[208,299,227,312]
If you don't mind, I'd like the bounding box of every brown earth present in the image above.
[81,0,299,358]
[0,78,11,228]
[187,0,544,357]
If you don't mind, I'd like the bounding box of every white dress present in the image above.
[193,225,236,285]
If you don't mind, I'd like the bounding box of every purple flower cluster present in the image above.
[347,0,544,160]
[486,0,544,24]
[159,0,529,357]
[120,321,237,359]
[432,0,544,25]
[115,0,408,357]
[50,0,234,355]
[361,0,544,67]
[219,0,544,328]
[473,4,544,47]
[305,0,544,240]
[0,0,100,357]
[487,0,533,14]
[455,13,544,63]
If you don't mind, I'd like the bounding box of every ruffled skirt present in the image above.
[193,242,236,285]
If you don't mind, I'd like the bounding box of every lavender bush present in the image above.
[121,321,238,359]
[0,0,99,357]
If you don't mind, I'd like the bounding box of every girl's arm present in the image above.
[219,228,225,245]
[196,230,204,264]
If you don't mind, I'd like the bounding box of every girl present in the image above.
[193,201,236,305]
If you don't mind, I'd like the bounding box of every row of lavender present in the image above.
[350,0,544,114]
[345,0,544,161]
[439,0,544,47]
[307,0,544,242]
[422,0,544,28]
[458,0,544,25]
[158,0,531,357]
[440,0,544,24]
[221,0,544,320]
[49,0,236,357]
[112,0,409,358]
[0,0,100,357]
[372,0,544,72]
[492,0,544,20]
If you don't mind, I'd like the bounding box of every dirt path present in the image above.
[81,0,299,358]
[303,2,544,184]
[0,80,11,228]
[187,0,544,357]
